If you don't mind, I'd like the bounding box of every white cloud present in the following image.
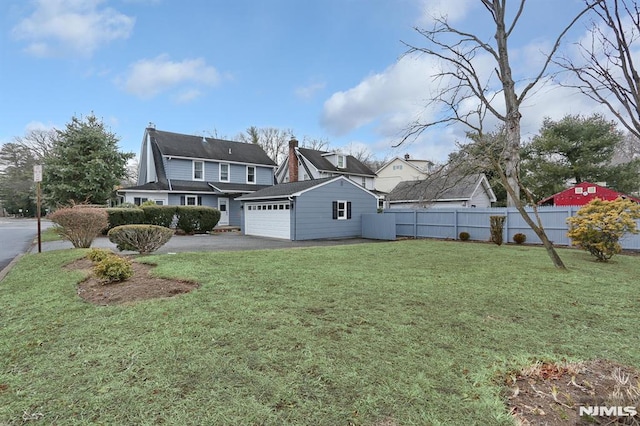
[121,55,220,99]
[295,82,326,101]
[11,0,134,57]
[418,0,476,25]
[175,89,203,104]
[321,55,437,137]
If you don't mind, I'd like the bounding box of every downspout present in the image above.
[288,196,295,240]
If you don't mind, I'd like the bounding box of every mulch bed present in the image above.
[66,257,199,306]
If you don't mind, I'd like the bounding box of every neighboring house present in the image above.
[375,154,435,193]
[275,138,377,191]
[537,181,640,206]
[237,176,379,240]
[387,173,496,209]
[118,125,277,227]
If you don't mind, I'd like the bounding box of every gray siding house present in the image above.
[118,125,277,226]
[237,176,379,240]
[388,173,496,209]
[275,138,377,191]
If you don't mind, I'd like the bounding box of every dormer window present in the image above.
[337,154,346,169]
[193,161,204,181]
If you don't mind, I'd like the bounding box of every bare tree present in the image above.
[237,127,293,164]
[400,0,594,207]
[300,135,330,151]
[557,0,640,139]
[14,128,56,162]
[397,1,596,269]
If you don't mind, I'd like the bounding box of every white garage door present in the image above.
[244,202,291,239]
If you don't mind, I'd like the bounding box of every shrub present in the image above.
[489,215,506,246]
[48,207,108,248]
[176,206,221,234]
[93,254,133,283]
[513,233,527,244]
[459,231,470,241]
[87,248,113,263]
[567,197,640,261]
[142,205,178,228]
[105,208,145,231]
[108,224,174,254]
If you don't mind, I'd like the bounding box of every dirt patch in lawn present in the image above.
[505,359,640,425]
[67,257,199,306]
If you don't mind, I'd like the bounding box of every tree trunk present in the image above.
[493,157,567,270]
[504,114,522,207]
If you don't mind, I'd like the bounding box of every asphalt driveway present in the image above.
[31,232,379,254]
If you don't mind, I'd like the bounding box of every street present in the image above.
[0,218,50,273]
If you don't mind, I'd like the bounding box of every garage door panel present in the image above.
[245,202,291,239]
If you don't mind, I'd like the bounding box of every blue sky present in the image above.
[0,0,618,164]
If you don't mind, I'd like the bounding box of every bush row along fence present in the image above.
[370,207,640,250]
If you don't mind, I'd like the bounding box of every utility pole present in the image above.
[34,165,42,253]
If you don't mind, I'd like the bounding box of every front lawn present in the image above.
[0,240,638,425]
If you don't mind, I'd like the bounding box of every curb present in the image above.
[0,253,26,282]
[0,237,37,283]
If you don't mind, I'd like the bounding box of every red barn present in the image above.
[538,182,640,206]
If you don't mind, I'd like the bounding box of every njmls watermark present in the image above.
[579,406,638,417]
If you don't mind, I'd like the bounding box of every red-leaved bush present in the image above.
[48,207,108,248]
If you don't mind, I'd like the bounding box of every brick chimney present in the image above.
[288,138,299,182]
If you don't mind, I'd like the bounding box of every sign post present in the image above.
[34,165,42,253]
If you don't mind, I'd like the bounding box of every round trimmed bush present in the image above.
[513,233,527,244]
[108,224,174,254]
[459,231,470,241]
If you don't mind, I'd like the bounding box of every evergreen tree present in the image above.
[521,114,640,200]
[43,114,134,205]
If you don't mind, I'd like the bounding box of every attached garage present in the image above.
[238,176,379,240]
[243,201,291,239]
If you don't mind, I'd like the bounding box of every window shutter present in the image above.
[347,202,352,219]
[332,201,338,220]
[180,196,185,206]
[197,196,202,205]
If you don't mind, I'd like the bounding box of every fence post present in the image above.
[504,208,509,243]
[453,209,458,239]
[414,210,417,238]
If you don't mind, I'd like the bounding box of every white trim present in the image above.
[193,160,204,181]
[219,163,230,182]
[336,200,347,219]
[246,165,256,184]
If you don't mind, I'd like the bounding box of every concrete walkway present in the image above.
[30,232,379,255]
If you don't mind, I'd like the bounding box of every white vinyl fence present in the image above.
[383,207,640,250]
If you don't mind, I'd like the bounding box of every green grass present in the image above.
[1,240,638,425]
[40,226,62,242]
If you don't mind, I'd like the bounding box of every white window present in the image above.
[220,163,229,182]
[247,166,256,184]
[361,177,366,187]
[337,155,346,168]
[575,187,582,194]
[155,200,164,206]
[587,186,596,194]
[332,200,351,220]
[193,161,204,181]
[186,196,199,206]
